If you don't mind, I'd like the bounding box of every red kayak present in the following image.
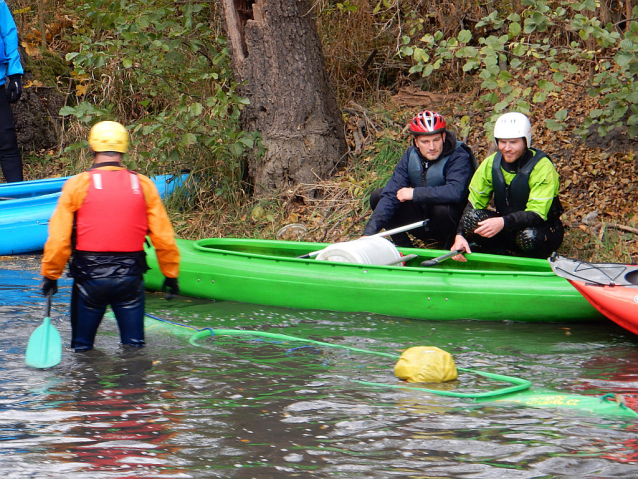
[550,256,638,335]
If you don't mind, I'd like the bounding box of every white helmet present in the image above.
[494,112,532,148]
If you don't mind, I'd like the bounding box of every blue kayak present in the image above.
[0,176,68,200]
[0,173,186,255]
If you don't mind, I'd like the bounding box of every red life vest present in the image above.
[76,170,148,252]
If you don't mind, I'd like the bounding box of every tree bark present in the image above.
[221,0,347,195]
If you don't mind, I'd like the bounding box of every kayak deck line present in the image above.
[143,312,638,418]
[550,255,638,287]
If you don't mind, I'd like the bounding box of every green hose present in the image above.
[354,375,532,399]
[186,323,531,399]
[144,314,638,417]
[188,328,397,357]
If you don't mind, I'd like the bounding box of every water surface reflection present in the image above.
[1,255,638,477]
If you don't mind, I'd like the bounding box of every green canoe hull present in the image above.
[144,238,604,322]
[476,389,638,418]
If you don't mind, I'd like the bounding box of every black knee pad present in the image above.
[515,228,546,256]
[462,209,491,233]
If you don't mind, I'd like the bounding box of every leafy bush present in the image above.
[59,0,259,202]
[397,0,638,138]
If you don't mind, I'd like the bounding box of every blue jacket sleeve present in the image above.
[411,146,473,205]
[362,149,412,235]
[0,0,23,81]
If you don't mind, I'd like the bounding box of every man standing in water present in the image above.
[40,121,180,351]
[0,0,24,182]
[451,112,564,259]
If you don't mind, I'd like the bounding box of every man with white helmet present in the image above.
[40,121,180,352]
[363,110,476,249]
[450,112,564,259]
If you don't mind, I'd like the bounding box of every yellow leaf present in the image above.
[75,83,88,96]
[71,71,90,81]
[21,41,41,58]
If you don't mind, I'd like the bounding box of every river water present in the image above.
[2,254,638,478]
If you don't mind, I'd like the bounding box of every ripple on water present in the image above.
[2,260,638,477]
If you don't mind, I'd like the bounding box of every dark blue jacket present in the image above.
[363,131,475,236]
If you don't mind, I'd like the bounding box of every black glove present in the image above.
[162,277,180,297]
[41,277,58,296]
[5,75,22,103]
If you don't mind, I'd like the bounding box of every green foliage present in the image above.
[23,49,71,87]
[398,0,637,138]
[60,0,259,199]
[362,135,405,196]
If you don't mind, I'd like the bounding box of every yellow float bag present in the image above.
[394,346,458,383]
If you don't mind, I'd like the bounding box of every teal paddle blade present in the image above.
[25,295,62,368]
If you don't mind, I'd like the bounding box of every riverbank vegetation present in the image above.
[10,0,638,262]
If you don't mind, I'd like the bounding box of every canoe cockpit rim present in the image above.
[191,238,558,277]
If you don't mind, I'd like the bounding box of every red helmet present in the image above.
[409,110,447,135]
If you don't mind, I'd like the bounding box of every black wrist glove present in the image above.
[5,75,22,103]
[40,277,58,296]
[162,277,180,297]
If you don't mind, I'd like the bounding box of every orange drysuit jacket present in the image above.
[41,165,180,280]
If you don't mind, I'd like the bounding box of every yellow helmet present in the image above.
[88,121,129,153]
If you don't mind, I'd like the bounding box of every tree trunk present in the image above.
[221,0,347,195]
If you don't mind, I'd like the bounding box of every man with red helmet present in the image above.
[362,110,476,248]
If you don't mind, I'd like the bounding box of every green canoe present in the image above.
[143,238,604,322]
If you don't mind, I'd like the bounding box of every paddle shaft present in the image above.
[367,220,428,239]
[420,250,462,267]
[45,292,52,318]
[298,220,428,259]
[384,253,418,266]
